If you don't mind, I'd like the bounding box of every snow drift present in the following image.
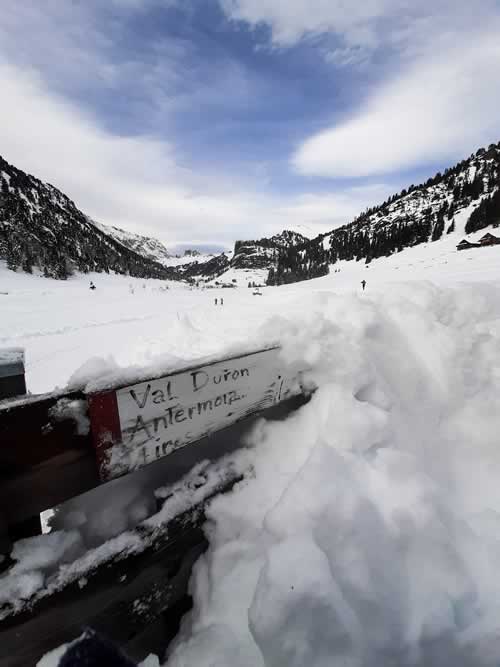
[166,281,500,667]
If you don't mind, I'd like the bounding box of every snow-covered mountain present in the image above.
[232,231,309,270]
[94,222,172,266]
[3,140,499,286]
[0,152,305,284]
[269,141,500,284]
[178,251,232,280]
[169,231,308,285]
[0,155,177,281]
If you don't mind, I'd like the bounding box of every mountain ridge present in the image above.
[0,155,177,281]
[2,141,500,285]
[268,141,500,285]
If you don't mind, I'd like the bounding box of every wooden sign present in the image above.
[88,347,304,480]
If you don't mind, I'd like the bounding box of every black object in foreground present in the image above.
[59,629,136,666]
[0,348,26,401]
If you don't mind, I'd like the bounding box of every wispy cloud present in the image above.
[220,0,496,60]
[0,60,386,244]
[293,31,500,178]
[3,0,493,247]
[221,0,500,178]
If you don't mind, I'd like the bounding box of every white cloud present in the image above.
[0,62,387,245]
[273,185,395,236]
[0,1,421,245]
[293,32,500,178]
[221,0,500,179]
[220,0,489,59]
[222,0,403,49]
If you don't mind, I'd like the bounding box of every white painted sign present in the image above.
[99,347,303,476]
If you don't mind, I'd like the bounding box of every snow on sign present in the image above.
[88,347,304,480]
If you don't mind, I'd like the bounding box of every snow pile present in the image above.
[0,531,83,612]
[167,282,500,667]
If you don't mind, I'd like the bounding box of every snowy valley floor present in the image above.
[1,232,500,395]
[2,243,500,666]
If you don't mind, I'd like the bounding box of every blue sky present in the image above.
[0,1,499,249]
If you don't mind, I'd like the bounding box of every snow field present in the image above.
[167,282,500,667]
[0,264,294,394]
[2,232,500,395]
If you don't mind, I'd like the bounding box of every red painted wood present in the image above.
[87,391,122,479]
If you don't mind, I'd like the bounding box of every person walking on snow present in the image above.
[361,280,366,291]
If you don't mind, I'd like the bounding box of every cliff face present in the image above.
[231,231,309,270]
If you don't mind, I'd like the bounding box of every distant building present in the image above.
[478,233,500,246]
[456,239,480,251]
[456,233,500,251]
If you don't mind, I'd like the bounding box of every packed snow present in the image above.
[165,279,500,667]
[1,236,500,666]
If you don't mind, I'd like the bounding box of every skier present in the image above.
[221,297,224,306]
[89,281,96,291]
[215,297,218,305]
[361,280,366,291]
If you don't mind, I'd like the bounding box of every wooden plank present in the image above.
[0,449,99,526]
[0,393,307,533]
[0,391,90,471]
[0,390,97,546]
[0,527,206,667]
[0,470,242,667]
[0,348,26,401]
[88,346,303,480]
[0,347,307,536]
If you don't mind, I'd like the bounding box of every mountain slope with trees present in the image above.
[0,155,177,280]
[268,141,500,285]
[93,222,172,266]
[3,141,499,286]
[0,153,306,284]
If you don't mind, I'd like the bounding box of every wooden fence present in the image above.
[0,346,310,665]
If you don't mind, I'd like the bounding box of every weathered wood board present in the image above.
[88,347,303,480]
[0,348,26,400]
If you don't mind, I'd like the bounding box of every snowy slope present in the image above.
[94,224,221,269]
[271,141,500,285]
[163,253,219,267]
[93,222,172,265]
[0,155,177,281]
